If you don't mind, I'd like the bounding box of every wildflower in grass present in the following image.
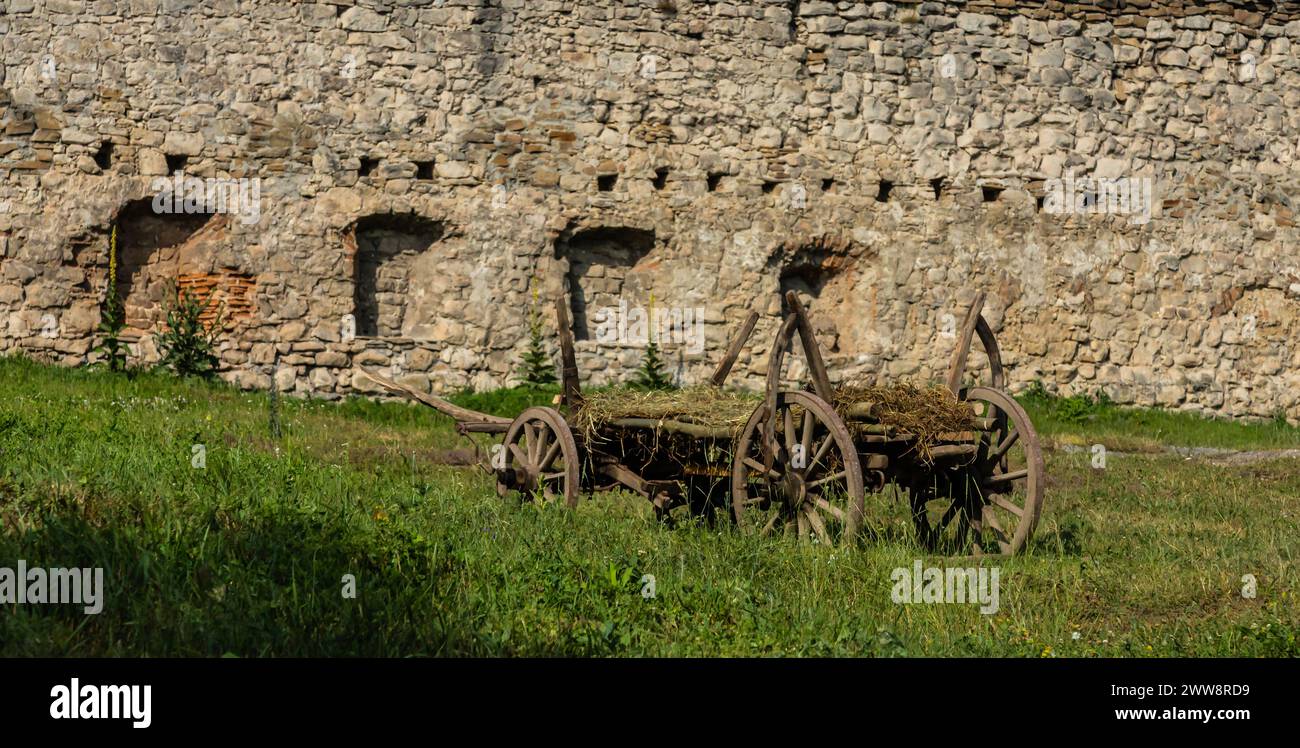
[94,224,129,372]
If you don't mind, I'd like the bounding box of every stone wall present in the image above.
[2,0,1300,420]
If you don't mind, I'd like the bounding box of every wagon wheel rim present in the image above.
[914,387,1044,556]
[732,391,864,545]
[496,407,580,508]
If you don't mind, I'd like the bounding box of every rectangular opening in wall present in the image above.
[351,213,447,339]
[597,173,617,192]
[982,185,1003,203]
[165,153,187,173]
[707,172,724,192]
[94,142,113,170]
[876,180,893,202]
[415,160,434,180]
[931,178,944,199]
[358,157,379,178]
[821,178,834,193]
[557,227,656,341]
[652,167,668,190]
[762,180,778,194]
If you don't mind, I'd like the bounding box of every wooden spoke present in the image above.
[989,494,1024,517]
[508,442,529,468]
[539,440,561,472]
[801,409,814,457]
[742,457,780,480]
[783,406,796,455]
[935,499,961,533]
[983,507,1013,545]
[813,497,845,522]
[810,433,835,470]
[984,468,1029,487]
[533,426,550,464]
[524,423,539,462]
[808,470,847,489]
[806,507,831,544]
[990,428,1019,462]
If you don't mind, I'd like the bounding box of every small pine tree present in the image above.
[633,337,673,390]
[94,225,129,372]
[516,282,557,387]
[633,295,673,390]
[155,282,224,378]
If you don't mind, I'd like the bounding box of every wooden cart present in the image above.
[729,291,1045,556]
[368,290,1044,556]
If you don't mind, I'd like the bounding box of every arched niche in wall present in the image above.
[554,226,657,341]
[775,235,861,355]
[348,213,447,339]
[113,199,233,336]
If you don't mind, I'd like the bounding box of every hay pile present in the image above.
[574,386,761,440]
[832,381,974,461]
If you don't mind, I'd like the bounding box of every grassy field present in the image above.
[0,355,1296,656]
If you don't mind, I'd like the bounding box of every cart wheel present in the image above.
[914,386,1044,556]
[495,407,580,508]
[732,391,864,545]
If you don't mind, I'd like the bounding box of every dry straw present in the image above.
[832,380,975,462]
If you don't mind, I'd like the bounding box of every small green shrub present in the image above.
[155,283,224,379]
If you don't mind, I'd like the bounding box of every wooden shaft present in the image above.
[555,297,582,410]
[783,291,834,402]
[360,368,511,426]
[709,310,759,387]
[945,290,987,395]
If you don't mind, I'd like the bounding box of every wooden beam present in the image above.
[602,417,736,440]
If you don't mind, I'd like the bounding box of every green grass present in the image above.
[0,356,1296,656]
[1019,384,1300,453]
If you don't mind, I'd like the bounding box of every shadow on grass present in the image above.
[0,505,591,657]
